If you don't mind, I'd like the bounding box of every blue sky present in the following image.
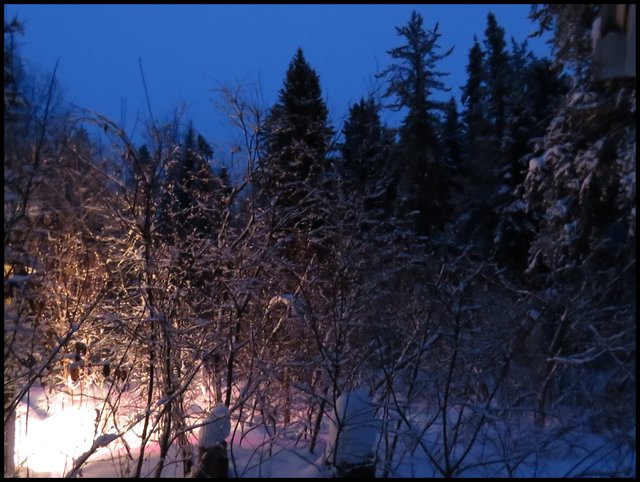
[5,4,551,155]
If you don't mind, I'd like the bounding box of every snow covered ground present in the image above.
[12,383,636,478]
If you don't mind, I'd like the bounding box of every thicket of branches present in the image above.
[4,5,635,477]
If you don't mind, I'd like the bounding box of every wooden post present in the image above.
[338,456,377,478]
[197,442,228,478]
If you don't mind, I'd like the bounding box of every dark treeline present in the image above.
[4,5,635,477]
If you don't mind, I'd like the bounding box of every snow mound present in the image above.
[326,389,376,466]
[199,404,231,449]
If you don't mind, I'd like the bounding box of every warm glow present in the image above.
[15,398,99,476]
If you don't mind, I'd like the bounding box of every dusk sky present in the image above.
[5,4,551,157]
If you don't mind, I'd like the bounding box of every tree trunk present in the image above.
[309,397,325,454]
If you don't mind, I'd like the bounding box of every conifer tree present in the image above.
[341,97,394,190]
[460,38,489,163]
[258,47,336,256]
[377,10,453,233]
[515,4,636,430]
[341,96,396,224]
[490,42,567,270]
[483,13,509,139]
[456,13,567,268]
[260,48,334,205]
[529,4,599,82]
[440,96,463,176]
[159,123,228,242]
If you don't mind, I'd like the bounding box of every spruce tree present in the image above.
[460,38,489,164]
[483,13,509,139]
[260,48,334,204]
[159,123,227,242]
[377,10,453,233]
[341,97,394,189]
[258,47,335,252]
[501,42,566,188]
[459,13,553,265]
[517,4,635,430]
[491,42,567,270]
[529,4,599,82]
[341,96,396,224]
[440,96,462,176]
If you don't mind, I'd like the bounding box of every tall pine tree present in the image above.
[260,48,334,205]
[461,37,490,164]
[440,96,463,177]
[340,96,396,224]
[341,97,394,190]
[484,13,509,141]
[377,10,454,233]
[258,47,335,253]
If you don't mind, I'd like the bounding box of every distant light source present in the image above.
[14,402,98,476]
